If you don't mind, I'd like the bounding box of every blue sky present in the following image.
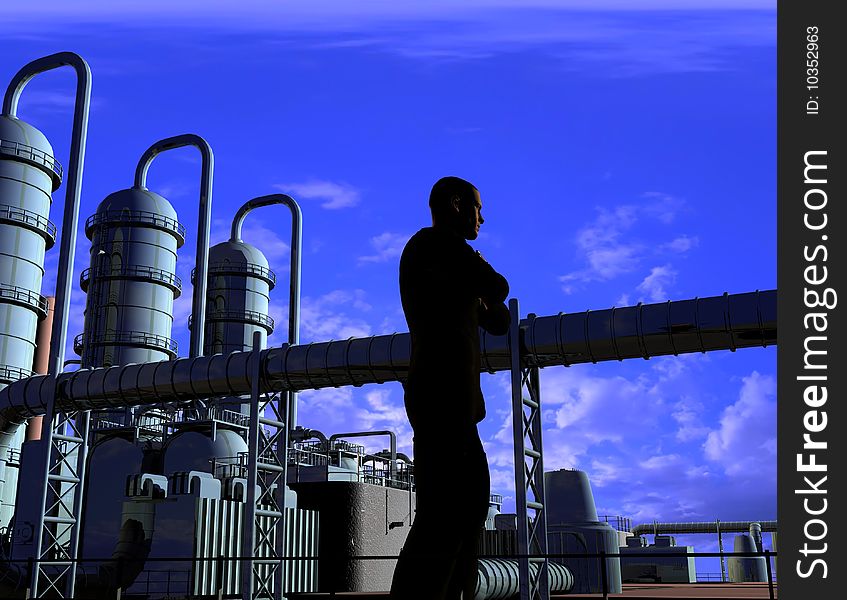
[2,0,776,566]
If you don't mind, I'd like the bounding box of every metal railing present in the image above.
[598,515,633,532]
[187,309,274,331]
[85,209,186,241]
[0,137,63,181]
[3,549,777,600]
[0,202,57,245]
[0,283,49,317]
[191,262,277,287]
[80,264,182,294]
[0,363,35,384]
[73,330,178,357]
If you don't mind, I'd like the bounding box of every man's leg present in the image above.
[444,426,490,599]
[390,433,462,600]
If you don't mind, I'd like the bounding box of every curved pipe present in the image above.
[631,520,777,536]
[290,426,328,449]
[4,52,92,379]
[134,134,214,358]
[329,430,397,481]
[229,193,302,427]
[0,290,776,427]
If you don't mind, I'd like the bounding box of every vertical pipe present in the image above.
[229,193,302,430]
[26,296,54,441]
[134,133,214,357]
[241,331,262,599]
[3,51,92,378]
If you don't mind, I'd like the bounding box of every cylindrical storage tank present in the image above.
[545,468,598,523]
[544,469,622,594]
[728,534,768,582]
[0,115,60,530]
[76,187,184,369]
[192,239,275,356]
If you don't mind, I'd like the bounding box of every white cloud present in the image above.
[358,232,410,265]
[355,388,413,452]
[275,180,360,210]
[671,396,711,442]
[296,386,356,428]
[636,264,676,302]
[661,235,699,253]
[268,288,373,347]
[558,195,690,294]
[704,371,776,477]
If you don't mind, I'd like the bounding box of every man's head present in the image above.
[429,176,484,240]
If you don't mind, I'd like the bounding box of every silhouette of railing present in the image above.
[4,549,778,599]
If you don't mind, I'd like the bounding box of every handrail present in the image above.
[191,262,276,287]
[187,309,274,331]
[73,330,178,357]
[85,209,186,241]
[0,283,49,317]
[80,264,182,295]
[0,202,57,247]
[0,137,63,185]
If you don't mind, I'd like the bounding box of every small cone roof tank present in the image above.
[544,468,599,524]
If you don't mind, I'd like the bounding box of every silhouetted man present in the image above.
[391,177,510,600]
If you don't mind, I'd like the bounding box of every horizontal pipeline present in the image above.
[631,520,777,536]
[0,290,775,424]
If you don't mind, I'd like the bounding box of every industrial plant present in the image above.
[0,53,777,599]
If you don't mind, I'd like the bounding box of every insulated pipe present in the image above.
[25,296,55,441]
[3,51,92,378]
[630,520,777,536]
[229,193,302,427]
[134,134,214,358]
[0,290,776,425]
[475,559,573,599]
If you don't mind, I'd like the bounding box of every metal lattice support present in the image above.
[29,382,90,598]
[243,332,290,599]
[509,299,550,600]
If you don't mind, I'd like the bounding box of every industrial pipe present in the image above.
[134,134,214,358]
[631,520,777,536]
[475,559,572,599]
[329,430,397,482]
[0,290,776,426]
[25,296,55,441]
[3,51,92,379]
[229,193,302,428]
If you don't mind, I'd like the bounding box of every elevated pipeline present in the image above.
[631,520,777,536]
[0,290,775,427]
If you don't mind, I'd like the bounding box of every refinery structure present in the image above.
[0,53,777,599]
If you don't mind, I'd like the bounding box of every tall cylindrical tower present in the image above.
[0,115,59,530]
[193,240,275,356]
[76,187,184,368]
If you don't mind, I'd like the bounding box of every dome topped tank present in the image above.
[163,428,248,474]
[193,238,275,356]
[76,186,185,368]
[0,114,60,530]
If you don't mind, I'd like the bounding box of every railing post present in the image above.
[600,550,608,600]
[765,549,775,600]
